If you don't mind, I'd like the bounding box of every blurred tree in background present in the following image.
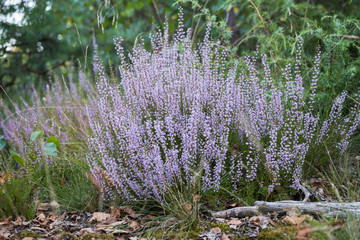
[0,0,359,112]
[0,0,183,98]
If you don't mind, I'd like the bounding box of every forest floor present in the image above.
[0,202,336,240]
[2,177,358,240]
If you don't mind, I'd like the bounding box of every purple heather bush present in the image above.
[87,12,360,201]
[1,71,95,167]
[87,14,360,201]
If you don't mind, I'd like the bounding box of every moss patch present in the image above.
[82,233,116,240]
[258,226,298,240]
[17,230,42,239]
[57,232,80,240]
[144,222,208,240]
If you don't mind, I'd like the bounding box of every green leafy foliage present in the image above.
[0,136,6,150]
[0,0,183,98]
[177,0,360,116]
[10,150,25,168]
[30,130,42,142]
[45,142,57,156]
[47,136,60,149]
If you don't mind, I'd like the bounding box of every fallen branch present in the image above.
[299,184,311,202]
[211,206,259,218]
[212,201,360,218]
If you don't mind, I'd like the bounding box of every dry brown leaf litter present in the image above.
[0,197,346,240]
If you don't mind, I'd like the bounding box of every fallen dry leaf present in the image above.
[283,214,306,225]
[48,213,57,221]
[227,218,242,226]
[250,216,261,226]
[226,203,242,209]
[37,213,46,221]
[89,212,111,223]
[129,220,139,230]
[37,202,50,212]
[110,206,121,219]
[249,216,270,229]
[0,227,11,239]
[12,216,25,226]
[182,203,192,214]
[210,227,222,234]
[102,216,117,225]
[110,221,126,226]
[332,220,344,231]
[79,227,95,236]
[50,200,60,210]
[0,173,9,184]
[309,178,326,189]
[222,233,230,240]
[296,225,311,240]
[0,216,12,225]
[119,206,140,218]
[309,178,330,201]
[193,194,201,203]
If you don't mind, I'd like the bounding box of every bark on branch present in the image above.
[212,201,360,218]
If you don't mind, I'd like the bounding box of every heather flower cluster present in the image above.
[87,12,360,200]
[1,71,95,167]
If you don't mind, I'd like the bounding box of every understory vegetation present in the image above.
[1,0,360,239]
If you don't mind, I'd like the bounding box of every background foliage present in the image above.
[1,0,359,106]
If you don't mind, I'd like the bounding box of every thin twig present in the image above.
[330,34,360,40]
[248,0,269,38]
